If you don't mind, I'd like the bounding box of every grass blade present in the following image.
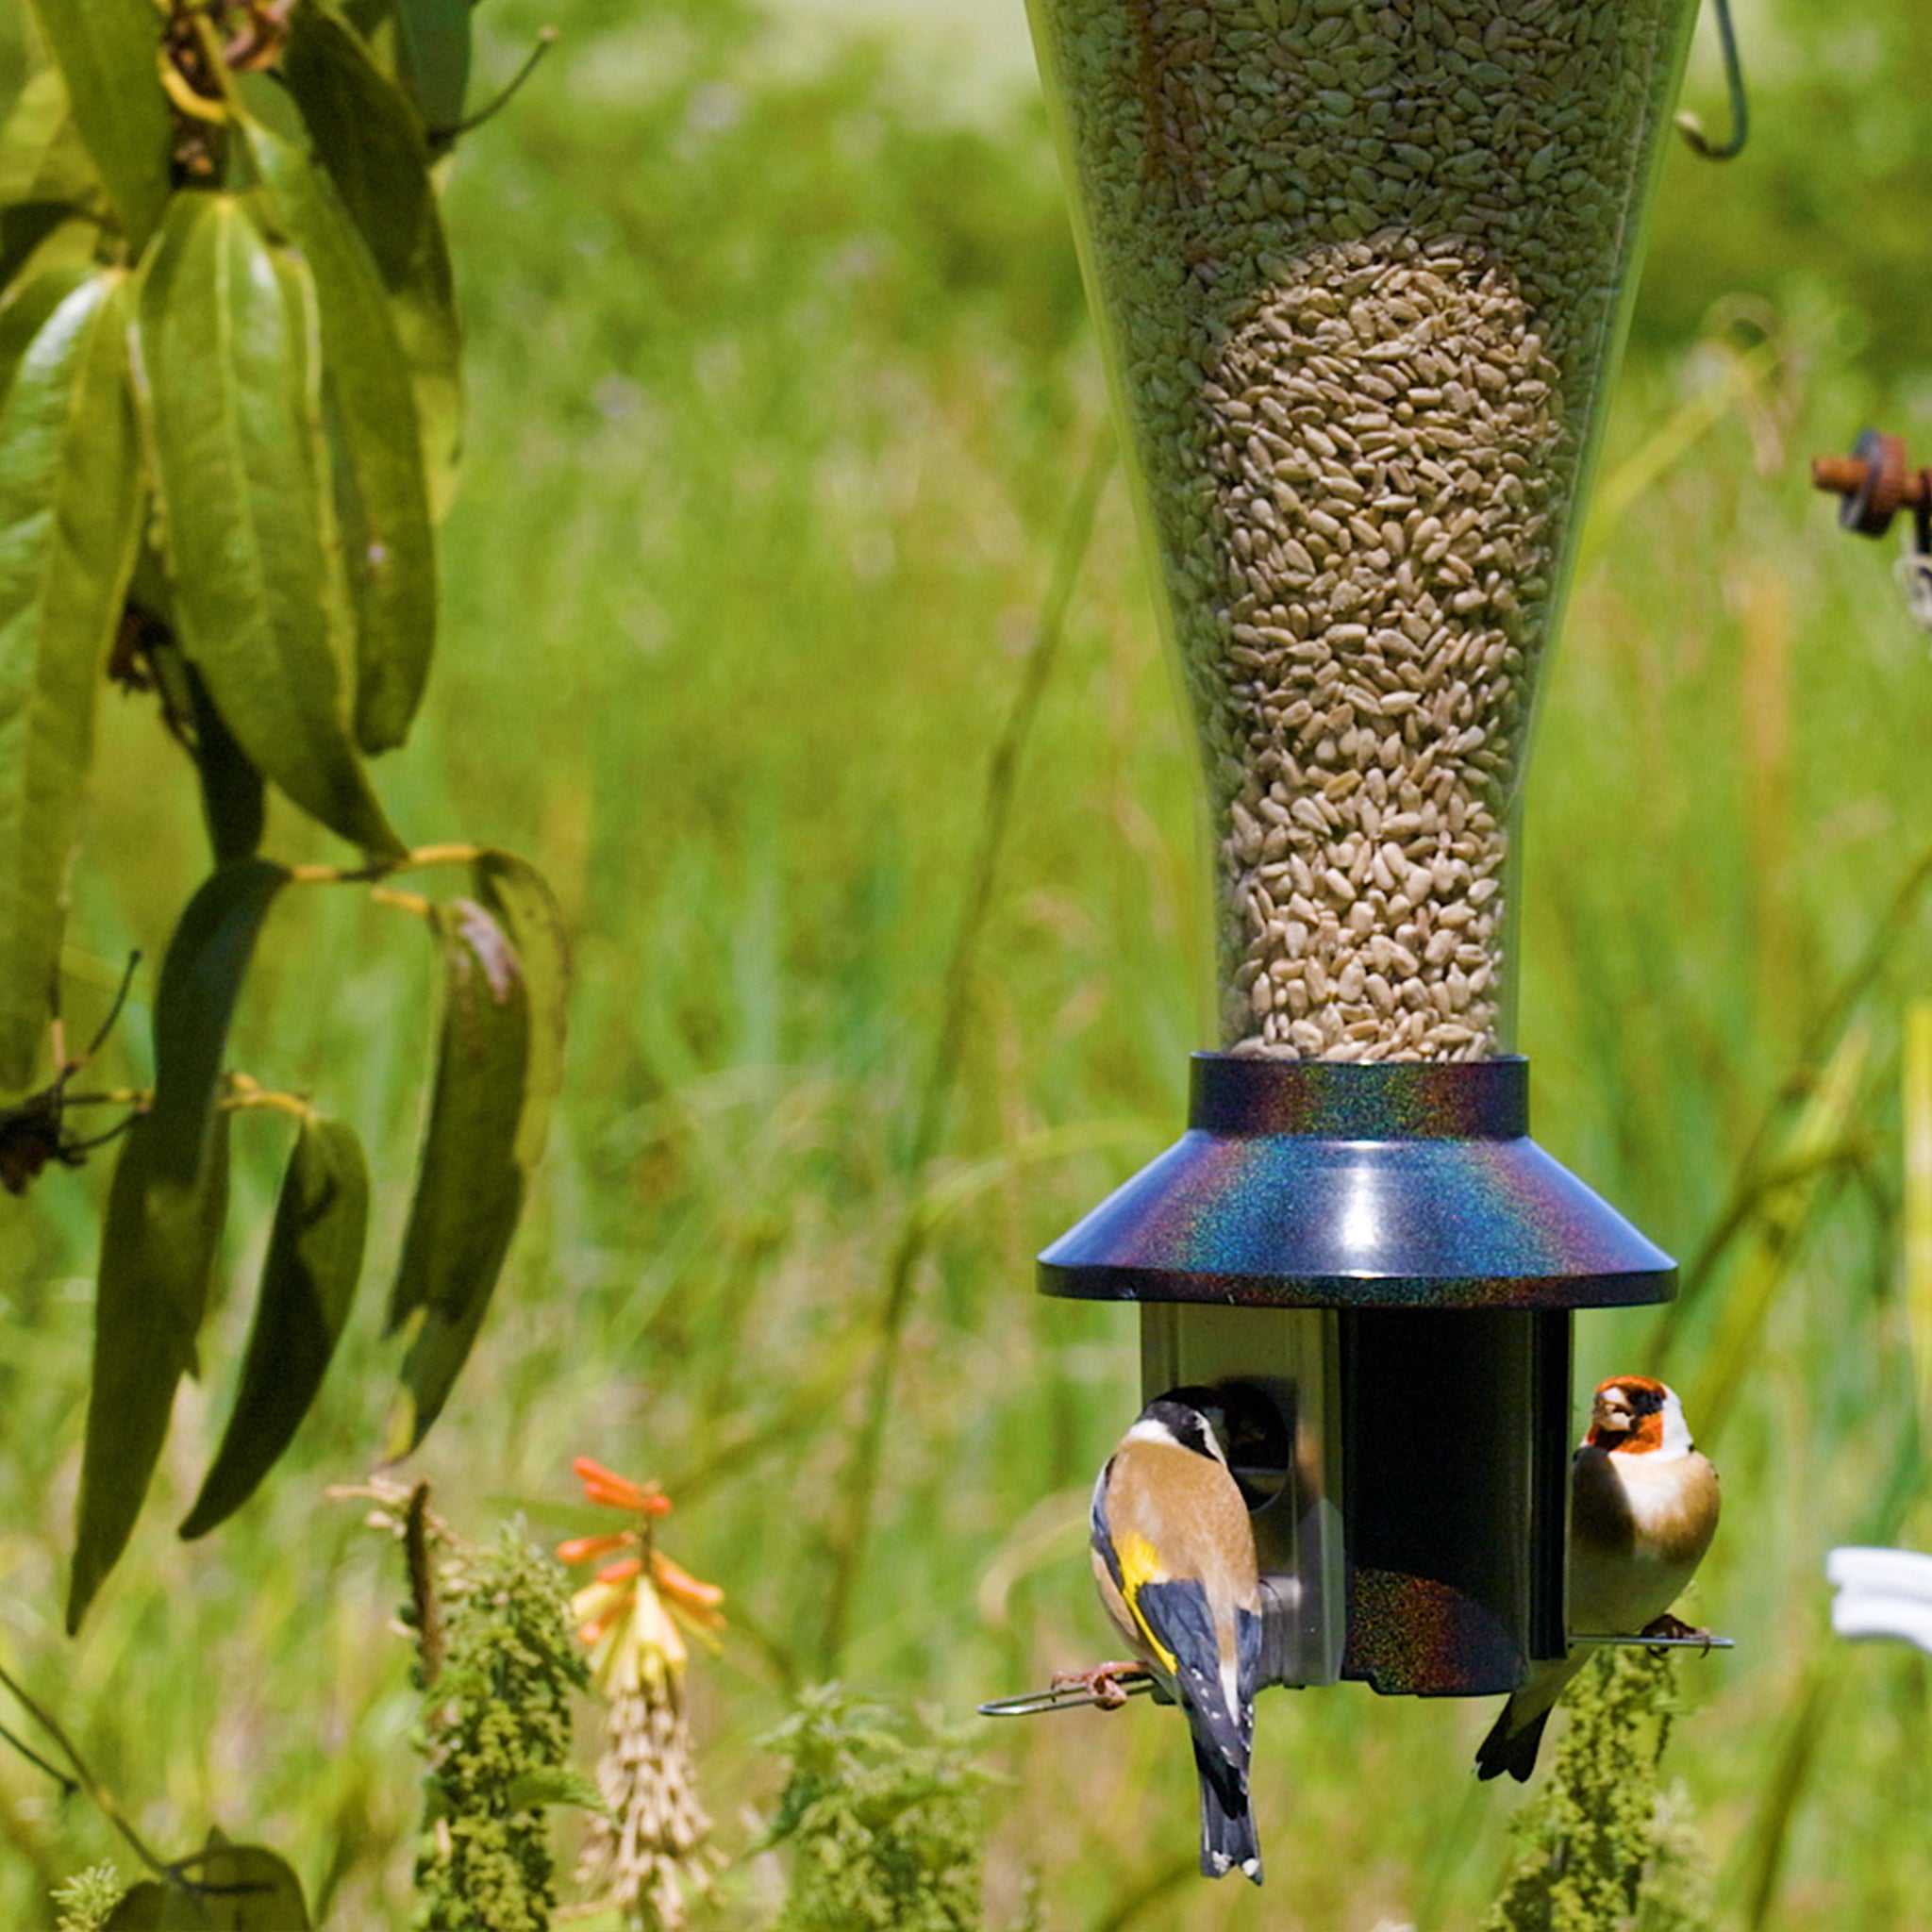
[1688,1023,1871,1441]
[1905,1001,1932,1438]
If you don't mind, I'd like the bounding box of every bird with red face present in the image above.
[1474,1374,1721,1782]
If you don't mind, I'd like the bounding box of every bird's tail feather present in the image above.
[1474,1703,1551,1784]
[1192,1737,1262,1885]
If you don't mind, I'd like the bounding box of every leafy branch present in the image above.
[0,0,570,1626]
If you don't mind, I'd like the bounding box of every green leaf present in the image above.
[162,1845,310,1930]
[102,1885,166,1931]
[181,1114,368,1539]
[280,5,461,520]
[0,67,94,206]
[392,205,462,524]
[244,122,435,752]
[148,858,288,1181]
[475,850,569,1166]
[0,261,92,411]
[281,4,430,287]
[134,192,403,856]
[0,68,109,290]
[22,0,172,250]
[393,0,471,134]
[185,661,267,865]
[69,1108,231,1632]
[0,204,96,298]
[385,897,530,1457]
[0,272,142,1091]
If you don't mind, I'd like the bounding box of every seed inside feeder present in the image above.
[1027,0,1690,1059]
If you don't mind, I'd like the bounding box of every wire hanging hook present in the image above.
[1675,0,1748,160]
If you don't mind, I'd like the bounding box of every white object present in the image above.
[1826,1546,1932,1655]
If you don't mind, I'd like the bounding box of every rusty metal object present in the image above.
[1810,428,1932,537]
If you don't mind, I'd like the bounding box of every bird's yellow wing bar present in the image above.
[1115,1532,1178,1674]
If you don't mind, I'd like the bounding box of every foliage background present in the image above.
[6,0,1932,1924]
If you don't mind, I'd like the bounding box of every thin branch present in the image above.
[219,1073,316,1124]
[0,1661,170,1877]
[0,1718,76,1796]
[434,29,558,142]
[66,952,142,1078]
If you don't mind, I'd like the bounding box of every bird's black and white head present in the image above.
[1127,1387,1230,1466]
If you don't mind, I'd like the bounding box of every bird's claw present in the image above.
[1049,1662,1143,1710]
[1641,1612,1713,1656]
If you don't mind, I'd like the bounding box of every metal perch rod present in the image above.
[978,1632,1734,1716]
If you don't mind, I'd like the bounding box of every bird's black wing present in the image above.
[1136,1578,1252,1808]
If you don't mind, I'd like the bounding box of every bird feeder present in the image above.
[1024,0,1699,1700]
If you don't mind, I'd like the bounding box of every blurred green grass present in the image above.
[8,0,1932,1924]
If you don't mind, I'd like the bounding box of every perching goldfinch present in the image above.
[1474,1374,1721,1783]
[1086,1389,1265,1883]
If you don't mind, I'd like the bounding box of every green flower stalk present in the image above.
[1481,1647,1714,1932]
[413,1523,589,1932]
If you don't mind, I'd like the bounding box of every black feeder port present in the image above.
[1040,1053,1675,1698]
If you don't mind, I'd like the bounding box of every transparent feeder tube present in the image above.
[1025,0,1697,1064]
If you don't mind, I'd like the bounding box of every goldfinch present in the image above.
[1086,1389,1265,1883]
[1474,1374,1721,1782]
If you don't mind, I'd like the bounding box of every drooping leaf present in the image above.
[385,898,530,1457]
[0,67,94,206]
[184,660,267,865]
[392,0,471,134]
[0,68,108,290]
[475,850,570,1166]
[181,1114,368,1539]
[0,261,92,409]
[133,192,403,855]
[0,204,96,299]
[0,272,142,1091]
[244,121,435,752]
[102,1885,166,1931]
[280,4,430,286]
[69,1109,231,1632]
[391,205,463,523]
[278,6,461,519]
[148,858,288,1180]
[162,1844,310,1931]
[21,0,171,250]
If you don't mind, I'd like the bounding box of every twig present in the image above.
[0,1660,170,1877]
[406,1482,445,1687]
